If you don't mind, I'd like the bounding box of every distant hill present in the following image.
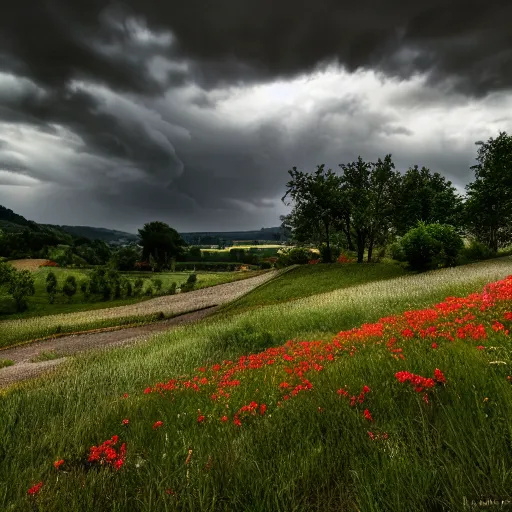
[52,225,140,245]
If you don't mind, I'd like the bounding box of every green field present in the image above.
[217,262,408,317]
[0,268,264,320]
[2,258,512,510]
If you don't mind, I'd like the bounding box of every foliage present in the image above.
[133,277,144,297]
[62,275,78,303]
[45,271,58,304]
[187,273,197,284]
[79,279,90,300]
[400,223,464,271]
[6,268,35,311]
[110,246,141,271]
[138,221,187,269]
[462,239,497,261]
[465,131,512,252]
[151,278,163,292]
[393,165,464,236]
[168,282,177,295]
[277,247,316,266]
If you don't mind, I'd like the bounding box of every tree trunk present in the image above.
[367,240,374,263]
[345,216,355,251]
[324,220,331,263]
[356,231,366,263]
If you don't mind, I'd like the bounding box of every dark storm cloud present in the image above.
[1,0,512,231]
[2,0,512,97]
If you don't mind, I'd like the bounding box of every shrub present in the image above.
[133,277,144,296]
[62,275,77,303]
[151,278,163,293]
[46,271,58,304]
[260,261,272,269]
[277,247,316,266]
[319,244,341,263]
[7,269,35,311]
[144,285,154,297]
[462,239,497,261]
[187,273,197,284]
[168,282,177,295]
[388,241,407,262]
[79,279,90,300]
[122,279,133,298]
[400,223,464,271]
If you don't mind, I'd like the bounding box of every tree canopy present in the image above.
[138,221,187,269]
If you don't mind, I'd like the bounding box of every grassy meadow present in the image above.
[2,258,512,510]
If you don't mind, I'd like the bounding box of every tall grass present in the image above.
[1,258,512,510]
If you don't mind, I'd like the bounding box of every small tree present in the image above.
[62,275,77,303]
[151,278,163,293]
[79,279,90,300]
[134,277,144,296]
[46,271,58,304]
[8,269,35,311]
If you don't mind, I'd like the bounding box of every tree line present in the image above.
[281,131,512,263]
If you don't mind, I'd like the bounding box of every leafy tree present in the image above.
[464,131,512,252]
[7,269,35,311]
[393,165,464,236]
[133,277,144,297]
[187,246,202,261]
[138,222,187,269]
[0,261,14,286]
[62,275,77,303]
[282,165,344,262]
[46,271,58,304]
[151,278,163,293]
[79,279,90,300]
[110,245,141,271]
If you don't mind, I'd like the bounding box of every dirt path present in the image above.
[0,270,279,389]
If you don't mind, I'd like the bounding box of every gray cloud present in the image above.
[1,1,512,231]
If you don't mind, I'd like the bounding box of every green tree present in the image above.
[110,245,141,271]
[46,271,58,304]
[282,164,344,262]
[62,275,77,303]
[0,261,14,286]
[7,269,35,311]
[393,165,463,236]
[465,131,512,252]
[138,221,187,269]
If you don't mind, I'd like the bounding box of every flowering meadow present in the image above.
[3,259,512,510]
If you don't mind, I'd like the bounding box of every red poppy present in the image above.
[153,421,163,430]
[27,482,43,496]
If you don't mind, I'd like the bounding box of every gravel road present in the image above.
[0,270,278,389]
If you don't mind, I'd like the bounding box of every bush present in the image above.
[79,279,90,300]
[187,273,197,284]
[62,275,78,303]
[388,241,407,262]
[400,223,463,271]
[319,244,341,263]
[462,239,497,261]
[46,271,58,304]
[7,269,35,311]
[277,247,316,267]
[122,279,133,298]
[260,261,272,269]
[168,282,177,295]
[144,285,154,297]
[151,278,163,293]
[133,277,144,296]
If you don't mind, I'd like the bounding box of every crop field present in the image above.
[2,258,512,510]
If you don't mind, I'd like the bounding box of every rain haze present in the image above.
[1,0,512,232]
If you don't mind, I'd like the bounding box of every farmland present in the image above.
[2,257,512,510]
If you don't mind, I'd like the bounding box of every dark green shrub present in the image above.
[400,223,463,271]
[168,282,177,295]
[462,239,497,261]
[133,277,144,296]
[319,244,341,263]
[123,279,133,297]
[277,247,316,266]
[260,261,272,269]
[46,271,58,304]
[187,273,197,284]
[79,279,90,300]
[144,285,153,297]
[388,241,407,262]
[7,269,35,311]
[62,275,77,303]
[151,278,163,293]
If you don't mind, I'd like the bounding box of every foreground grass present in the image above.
[0,268,265,319]
[2,258,512,511]
[219,262,407,316]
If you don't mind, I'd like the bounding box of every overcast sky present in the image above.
[1,1,511,233]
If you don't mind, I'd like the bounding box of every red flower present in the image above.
[153,421,163,430]
[476,345,485,350]
[259,404,267,415]
[53,459,64,469]
[197,415,205,423]
[433,368,446,384]
[122,393,129,399]
[423,393,429,404]
[144,387,152,394]
[27,482,43,496]
[431,342,438,349]
[362,385,371,394]
[367,431,375,440]
[122,419,129,425]
[363,409,373,422]
[221,415,228,422]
